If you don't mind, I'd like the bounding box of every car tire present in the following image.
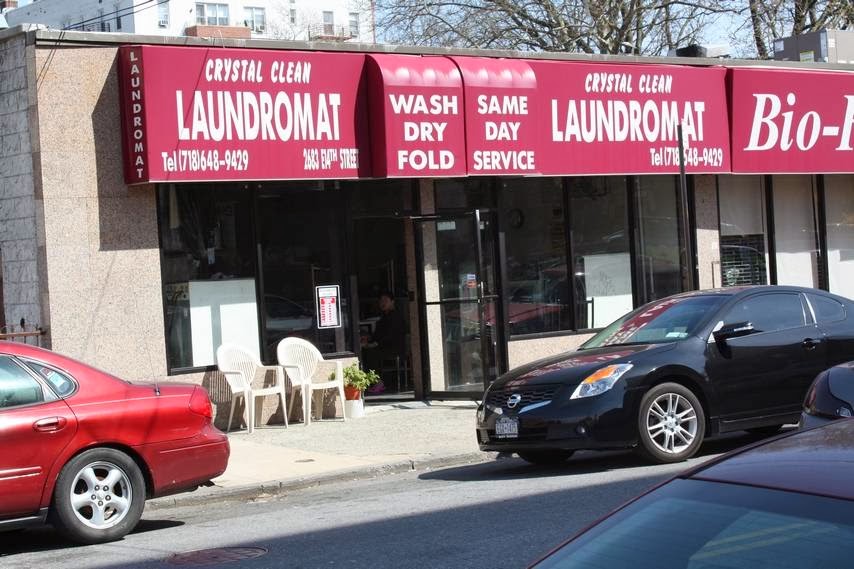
[517,450,575,465]
[746,424,784,437]
[637,383,705,464]
[50,448,146,544]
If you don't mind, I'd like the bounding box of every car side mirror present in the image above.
[713,322,755,345]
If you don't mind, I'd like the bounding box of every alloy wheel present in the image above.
[645,393,698,455]
[69,461,133,530]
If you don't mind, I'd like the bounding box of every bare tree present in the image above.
[375,0,731,55]
[267,0,375,42]
[724,0,854,58]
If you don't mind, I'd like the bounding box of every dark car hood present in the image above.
[692,419,854,501]
[493,343,677,389]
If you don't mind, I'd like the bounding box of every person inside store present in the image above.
[361,291,406,393]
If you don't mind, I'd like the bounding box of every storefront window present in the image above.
[824,175,854,298]
[435,178,495,210]
[256,184,352,357]
[158,185,257,371]
[501,178,572,336]
[772,175,820,288]
[635,176,688,304]
[569,176,633,329]
[718,176,770,287]
[343,179,416,216]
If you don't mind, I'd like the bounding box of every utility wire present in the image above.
[63,0,170,31]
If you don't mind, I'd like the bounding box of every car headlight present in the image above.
[570,364,633,399]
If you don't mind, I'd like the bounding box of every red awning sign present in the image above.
[532,61,731,175]
[451,57,540,175]
[118,45,371,184]
[366,54,467,177]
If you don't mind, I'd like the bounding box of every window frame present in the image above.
[722,292,810,335]
[495,176,643,341]
[348,11,360,37]
[804,292,847,324]
[718,174,831,292]
[244,6,266,33]
[19,357,79,399]
[0,355,59,411]
[156,182,359,375]
[196,2,229,26]
[156,1,169,28]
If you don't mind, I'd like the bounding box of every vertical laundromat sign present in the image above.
[118,45,371,184]
[119,47,148,182]
[730,68,854,173]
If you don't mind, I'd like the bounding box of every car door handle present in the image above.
[802,338,821,350]
[33,417,67,432]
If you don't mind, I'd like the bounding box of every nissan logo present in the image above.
[507,393,522,408]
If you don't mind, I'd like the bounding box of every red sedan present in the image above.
[0,341,229,544]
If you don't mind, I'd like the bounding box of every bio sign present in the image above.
[118,45,370,184]
[731,68,854,173]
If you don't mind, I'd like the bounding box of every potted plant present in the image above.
[336,364,379,418]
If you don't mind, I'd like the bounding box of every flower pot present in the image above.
[344,386,362,400]
[345,398,365,419]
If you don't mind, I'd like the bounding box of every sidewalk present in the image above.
[148,401,487,510]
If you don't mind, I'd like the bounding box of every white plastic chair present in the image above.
[216,344,288,433]
[276,337,346,425]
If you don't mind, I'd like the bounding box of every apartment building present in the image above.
[4,0,374,42]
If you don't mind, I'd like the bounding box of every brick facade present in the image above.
[184,25,252,40]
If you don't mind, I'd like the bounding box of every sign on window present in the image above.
[316,285,342,329]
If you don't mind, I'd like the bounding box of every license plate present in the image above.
[495,417,519,439]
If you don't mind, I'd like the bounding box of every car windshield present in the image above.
[534,479,854,569]
[580,295,727,349]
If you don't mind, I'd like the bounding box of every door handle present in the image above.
[33,416,67,432]
[802,338,820,350]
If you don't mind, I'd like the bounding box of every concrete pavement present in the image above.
[149,400,487,509]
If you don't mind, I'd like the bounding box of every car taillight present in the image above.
[189,387,213,420]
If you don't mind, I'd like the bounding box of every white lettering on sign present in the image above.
[472,150,535,171]
[389,94,459,115]
[397,150,454,170]
[485,121,520,141]
[583,74,673,95]
[476,95,528,115]
[202,58,313,84]
[550,99,706,144]
[270,60,312,84]
[175,91,342,142]
[204,58,265,83]
[584,73,633,94]
[127,49,146,179]
[403,121,448,141]
[745,93,854,152]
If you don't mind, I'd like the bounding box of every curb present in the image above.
[146,451,496,511]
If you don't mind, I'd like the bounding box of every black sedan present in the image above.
[477,285,854,464]
[531,419,854,568]
[801,362,854,428]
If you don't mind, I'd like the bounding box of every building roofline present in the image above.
[2,25,852,72]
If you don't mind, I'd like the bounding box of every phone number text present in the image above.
[161,149,249,173]
[649,146,725,168]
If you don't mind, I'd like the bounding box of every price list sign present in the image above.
[316,285,342,329]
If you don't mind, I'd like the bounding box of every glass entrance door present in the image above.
[417,210,503,393]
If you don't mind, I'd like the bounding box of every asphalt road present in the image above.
[0,432,773,569]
